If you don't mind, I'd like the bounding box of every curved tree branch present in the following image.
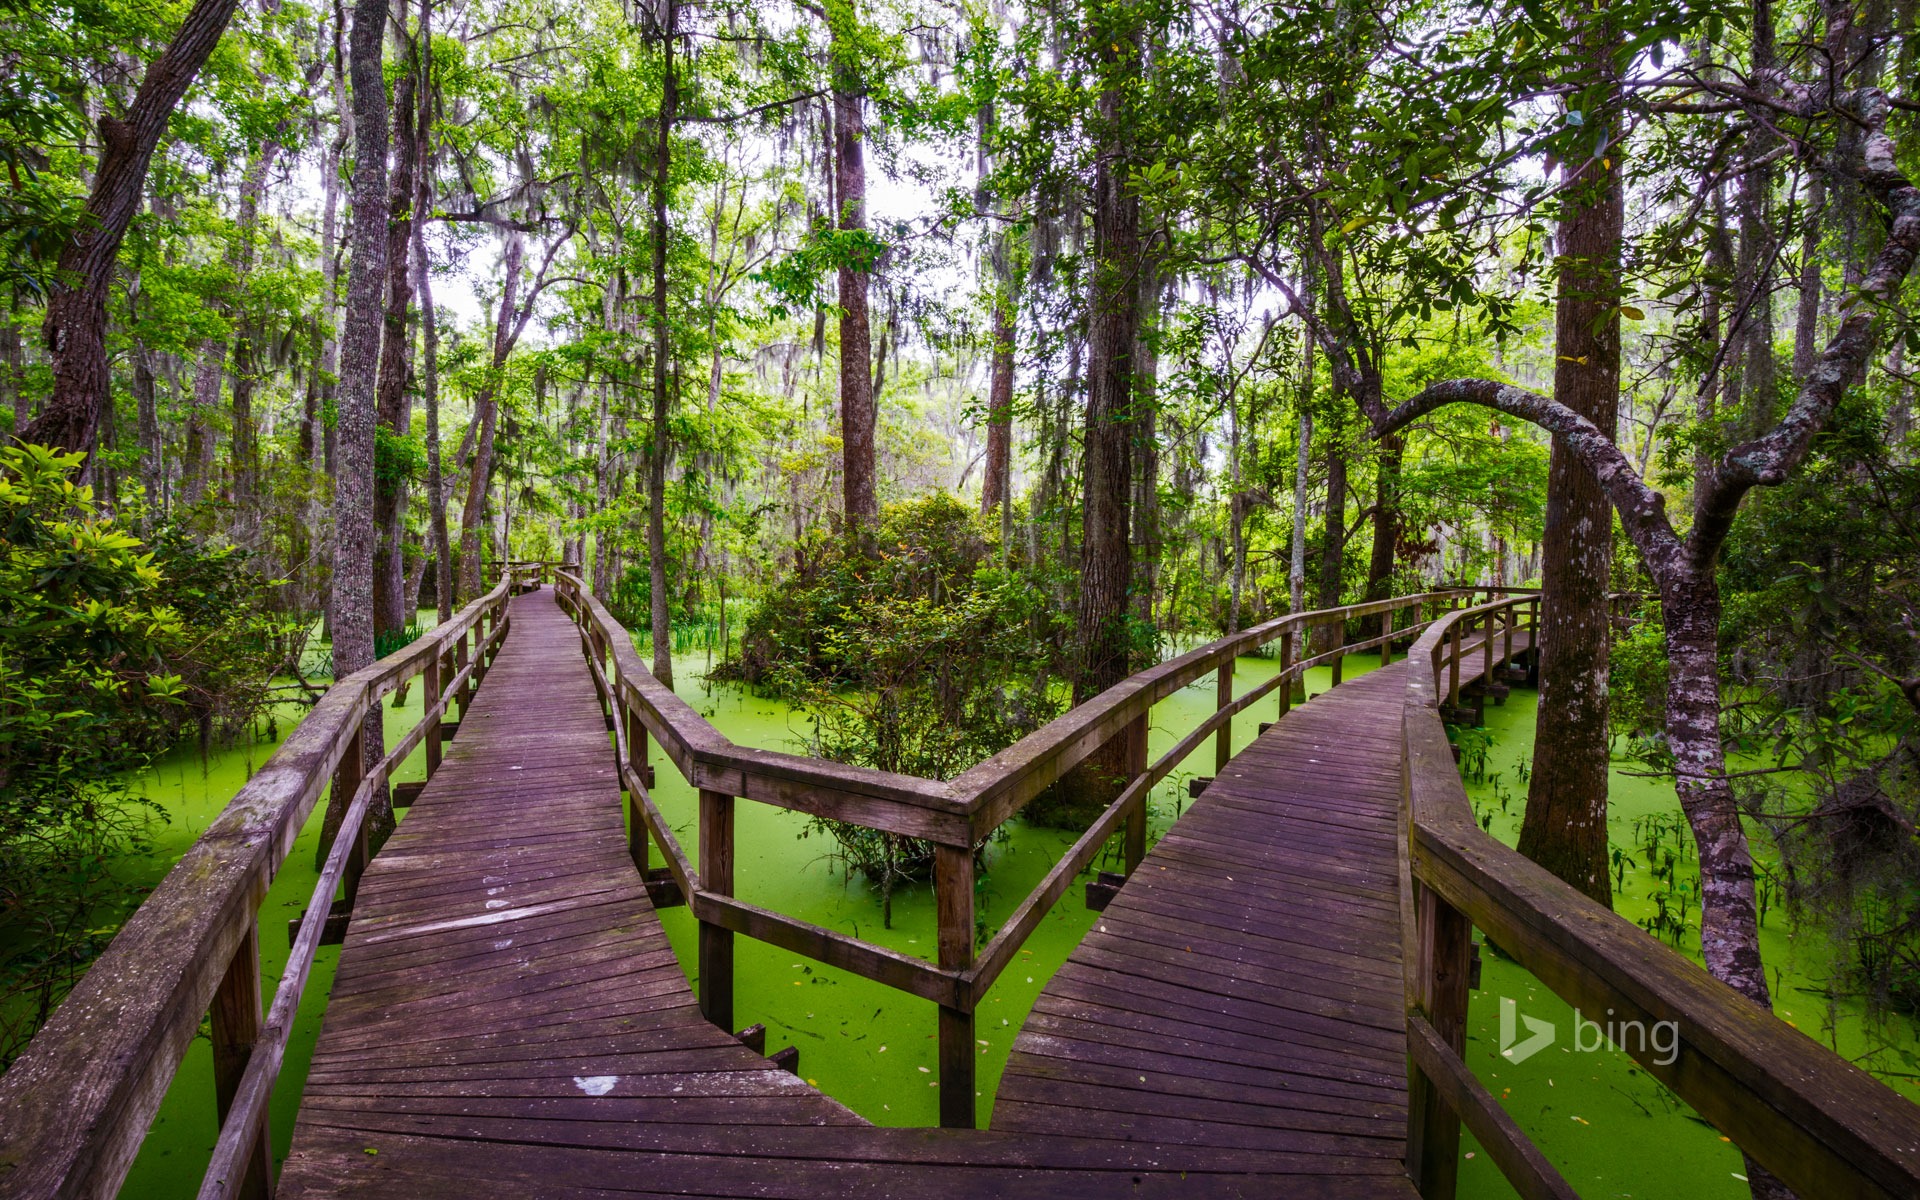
[1376,378,1686,582]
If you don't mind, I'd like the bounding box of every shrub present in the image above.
[0,443,290,1064]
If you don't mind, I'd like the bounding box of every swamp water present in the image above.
[100,638,1919,1197]
[1454,689,1920,1199]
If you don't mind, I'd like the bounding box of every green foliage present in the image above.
[0,443,290,1065]
[726,495,1067,922]
[374,426,428,488]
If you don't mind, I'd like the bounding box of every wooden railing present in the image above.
[0,567,534,1200]
[552,569,1501,1128]
[1400,596,1920,1200]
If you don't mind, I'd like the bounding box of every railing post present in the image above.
[209,895,273,1200]
[1124,712,1148,873]
[1277,629,1295,718]
[1447,621,1463,708]
[1214,658,1233,773]
[340,710,373,908]
[1382,607,1395,666]
[1330,619,1345,687]
[1482,610,1494,685]
[698,789,734,1031]
[1406,880,1473,1199]
[935,843,976,1130]
[454,630,472,714]
[626,701,649,873]
[424,652,443,780]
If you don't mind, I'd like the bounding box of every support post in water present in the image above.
[1448,622,1463,708]
[424,651,443,779]
[934,843,976,1129]
[1125,712,1148,873]
[698,789,735,1031]
[626,702,648,872]
[455,627,472,712]
[336,711,369,907]
[1214,657,1234,772]
[208,892,272,1200]
[1278,629,1294,718]
[1406,880,1472,1199]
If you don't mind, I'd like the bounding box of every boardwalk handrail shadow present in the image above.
[551,567,1505,1128]
[1400,594,1920,1200]
[0,565,535,1200]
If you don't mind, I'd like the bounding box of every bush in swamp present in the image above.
[0,443,292,1065]
[727,495,1070,923]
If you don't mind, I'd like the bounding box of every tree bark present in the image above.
[412,0,449,626]
[647,0,678,686]
[1313,443,1346,651]
[133,342,162,518]
[980,271,1016,513]
[457,230,525,602]
[830,3,877,526]
[1131,268,1163,631]
[227,143,279,535]
[22,0,243,463]
[320,0,397,867]
[1363,435,1402,633]
[1040,9,1140,828]
[1516,12,1623,908]
[373,24,425,638]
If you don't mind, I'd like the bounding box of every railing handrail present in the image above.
[1401,597,1920,1200]
[0,567,532,1200]
[556,570,1490,840]
[551,567,1499,1128]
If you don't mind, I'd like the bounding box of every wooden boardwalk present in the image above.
[278,590,862,1196]
[995,663,1419,1176]
[278,590,1523,1196]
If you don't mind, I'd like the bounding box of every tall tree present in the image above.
[22,0,244,463]
[320,0,399,865]
[1515,8,1624,907]
[828,0,878,525]
[373,12,428,636]
[1065,1,1142,797]
[647,0,680,686]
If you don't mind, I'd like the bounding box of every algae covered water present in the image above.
[1453,689,1920,1199]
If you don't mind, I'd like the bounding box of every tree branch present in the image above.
[1376,378,1687,581]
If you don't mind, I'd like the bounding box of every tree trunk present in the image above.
[1313,444,1346,650]
[133,342,162,518]
[411,0,448,625]
[648,0,678,686]
[182,344,223,506]
[320,0,397,868]
[22,0,243,463]
[1040,12,1141,829]
[1363,434,1402,634]
[830,6,877,526]
[1730,0,1779,436]
[373,29,424,638]
[227,143,279,537]
[2,313,25,432]
[1516,13,1623,907]
[1131,269,1163,631]
[457,231,523,603]
[980,271,1015,513]
[1290,286,1314,614]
